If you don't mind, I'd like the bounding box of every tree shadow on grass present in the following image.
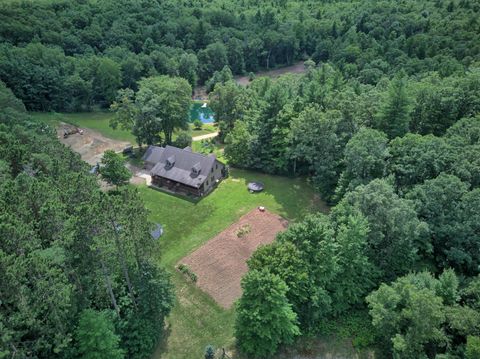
[150,323,172,359]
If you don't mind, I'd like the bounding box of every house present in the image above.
[142,145,227,196]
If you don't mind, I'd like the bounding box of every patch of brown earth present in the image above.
[57,123,130,165]
[179,208,288,309]
[192,62,306,100]
[235,61,306,86]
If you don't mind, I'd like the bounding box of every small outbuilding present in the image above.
[150,223,164,240]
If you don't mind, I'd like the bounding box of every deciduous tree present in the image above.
[235,270,300,358]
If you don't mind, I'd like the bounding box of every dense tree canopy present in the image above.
[0,82,174,359]
[0,0,478,112]
[1,0,480,358]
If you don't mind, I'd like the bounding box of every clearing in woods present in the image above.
[179,209,288,308]
[57,123,130,165]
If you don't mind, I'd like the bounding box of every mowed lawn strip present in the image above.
[138,168,328,359]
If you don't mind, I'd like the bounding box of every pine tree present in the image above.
[75,309,124,359]
[377,75,411,138]
[204,345,215,359]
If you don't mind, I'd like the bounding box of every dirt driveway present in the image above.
[57,123,130,165]
[235,61,306,86]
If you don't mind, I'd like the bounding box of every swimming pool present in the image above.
[190,102,214,123]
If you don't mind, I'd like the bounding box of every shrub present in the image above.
[236,224,251,238]
[193,119,203,130]
[173,131,192,148]
[177,264,197,282]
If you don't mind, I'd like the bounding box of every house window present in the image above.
[216,164,218,169]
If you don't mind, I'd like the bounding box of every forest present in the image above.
[0,81,175,358]
[1,0,480,358]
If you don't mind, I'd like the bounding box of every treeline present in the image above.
[227,64,480,356]
[0,81,174,359]
[0,0,479,111]
[220,64,480,202]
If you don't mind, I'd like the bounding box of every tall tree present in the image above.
[289,107,345,202]
[333,179,428,280]
[335,127,389,199]
[93,57,122,107]
[329,211,376,314]
[367,272,450,358]
[247,241,319,329]
[227,38,245,74]
[75,309,124,359]
[388,133,454,192]
[99,150,132,187]
[235,270,300,358]
[407,174,480,275]
[178,53,198,90]
[208,81,246,141]
[377,75,411,139]
[197,42,228,83]
[111,76,191,145]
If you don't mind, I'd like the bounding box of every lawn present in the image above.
[192,140,226,163]
[30,111,217,144]
[138,168,328,359]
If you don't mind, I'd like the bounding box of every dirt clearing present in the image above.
[57,123,130,165]
[235,62,306,86]
[193,62,306,100]
[179,208,288,309]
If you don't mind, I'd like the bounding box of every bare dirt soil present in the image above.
[57,123,130,165]
[235,61,306,86]
[179,208,288,309]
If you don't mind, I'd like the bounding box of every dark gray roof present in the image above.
[150,145,219,188]
[142,146,165,163]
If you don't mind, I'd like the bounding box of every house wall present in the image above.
[149,159,226,197]
[152,176,202,196]
[203,160,226,193]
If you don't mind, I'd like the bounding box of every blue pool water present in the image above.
[190,103,214,123]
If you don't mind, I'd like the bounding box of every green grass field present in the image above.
[138,169,328,359]
[29,111,217,144]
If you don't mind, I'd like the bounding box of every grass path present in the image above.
[138,169,328,359]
